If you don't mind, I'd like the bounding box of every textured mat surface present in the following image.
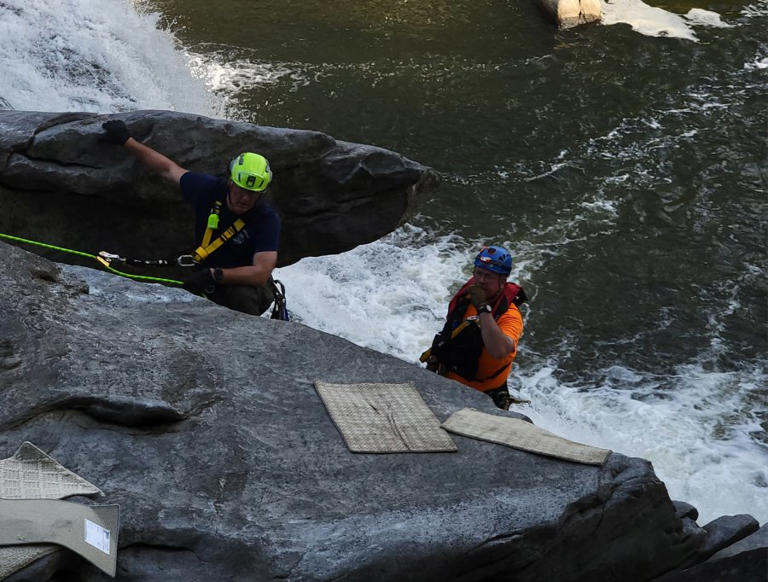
[0,546,60,581]
[0,442,103,580]
[315,381,457,453]
[0,441,102,500]
[442,408,611,465]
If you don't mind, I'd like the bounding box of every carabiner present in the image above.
[176,255,197,267]
[98,251,123,262]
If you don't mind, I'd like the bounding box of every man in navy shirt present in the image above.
[101,120,280,316]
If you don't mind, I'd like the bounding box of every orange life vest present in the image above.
[429,277,526,383]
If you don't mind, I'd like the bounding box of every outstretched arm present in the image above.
[123,138,187,185]
[101,120,187,186]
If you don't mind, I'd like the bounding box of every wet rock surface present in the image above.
[653,524,768,582]
[1,241,762,581]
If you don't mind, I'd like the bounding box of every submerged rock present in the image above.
[0,110,439,269]
[0,240,749,581]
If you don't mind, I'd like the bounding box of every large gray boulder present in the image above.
[0,240,726,581]
[0,110,438,268]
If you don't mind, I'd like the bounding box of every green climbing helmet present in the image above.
[229,152,272,192]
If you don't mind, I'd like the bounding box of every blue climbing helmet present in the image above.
[474,245,512,276]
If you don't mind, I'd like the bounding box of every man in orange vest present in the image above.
[423,245,525,409]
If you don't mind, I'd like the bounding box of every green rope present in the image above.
[0,233,184,286]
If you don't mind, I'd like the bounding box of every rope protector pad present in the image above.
[442,408,611,465]
[314,381,457,453]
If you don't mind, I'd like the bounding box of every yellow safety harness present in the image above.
[191,200,246,264]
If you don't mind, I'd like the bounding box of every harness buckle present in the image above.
[177,255,197,267]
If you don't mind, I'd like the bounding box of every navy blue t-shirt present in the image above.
[180,172,280,269]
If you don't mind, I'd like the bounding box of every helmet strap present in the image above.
[225,184,234,212]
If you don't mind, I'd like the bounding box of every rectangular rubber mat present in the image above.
[315,381,457,453]
[442,408,611,465]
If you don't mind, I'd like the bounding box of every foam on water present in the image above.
[745,56,768,70]
[600,0,733,41]
[276,225,476,361]
[0,0,217,114]
[518,355,768,525]
[742,1,768,18]
[685,8,734,28]
[184,49,311,119]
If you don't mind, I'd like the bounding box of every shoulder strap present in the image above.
[447,278,475,317]
[193,198,247,263]
[193,219,245,263]
[199,200,223,249]
[491,282,527,317]
[505,282,527,307]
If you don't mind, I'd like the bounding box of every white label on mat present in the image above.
[84,518,111,554]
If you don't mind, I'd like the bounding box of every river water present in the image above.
[1,0,766,525]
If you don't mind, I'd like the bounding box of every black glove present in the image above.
[425,354,441,374]
[100,120,131,145]
[467,285,488,311]
[183,269,216,295]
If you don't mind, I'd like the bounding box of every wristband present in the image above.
[212,268,224,283]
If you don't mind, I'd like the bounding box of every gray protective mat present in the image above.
[0,500,118,577]
[442,408,611,465]
[0,442,107,580]
[315,381,457,453]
